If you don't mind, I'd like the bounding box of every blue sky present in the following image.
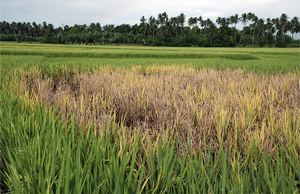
[1,0,299,28]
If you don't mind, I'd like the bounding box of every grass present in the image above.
[1,42,300,193]
[1,41,299,75]
[1,42,262,59]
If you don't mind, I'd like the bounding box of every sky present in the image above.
[1,0,300,29]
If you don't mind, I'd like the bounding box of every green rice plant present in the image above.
[1,42,299,76]
[1,48,260,60]
[1,91,299,193]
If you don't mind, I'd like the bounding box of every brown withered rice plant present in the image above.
[22,66,300,157]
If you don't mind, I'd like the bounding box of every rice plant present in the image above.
[1,92,299,193]
[1,43,299,193]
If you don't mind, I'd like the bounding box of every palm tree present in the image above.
[159,25,169,46]
[230,14,239,45]
[0,21,4,34]
[146,23,152,37]
[139,16,147,38]
[203,20,208,40]
[140,16,147,25]
[251,14,258,45]
[272,18,280,44]
[279,13,288,41]
[95,22,101,32]
[38,24,42,36]
[198,16,204,37]
[162,12,168,23]
[103,24,114,33]
[225,18,230,26]
[26,22,32,36]
[178,13,186,37]
[47,24,55,37]
[139,23,148,39]
[6,22,11,34]
[32,22,36,37]
[239,13,248,45]
[10,22,17,40]
[286,21,292,43]
[170,17,178,36]
[149,16,157,42]
[265,18,273,45]
[256,18,265,43]
[188,17,197,33]
[192,17,198,34]
[89,23,96,32]
[188,17,193,28]
[16,22,22,35]
[216,17,222,27]
[158,13,164,26]
[290,17,299,40]
[246,13,254,43]
[32,22,41,37]
[295,21,300,40]
[216,17,230,28]
[42,21,47,37]
[206,18,215,45]
[1,21,7,34]
[158,12,168,38]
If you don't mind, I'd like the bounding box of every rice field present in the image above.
[1,42,300,193]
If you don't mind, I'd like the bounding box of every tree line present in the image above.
[1,12,299,47]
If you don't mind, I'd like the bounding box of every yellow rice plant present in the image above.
[11,65,300,160]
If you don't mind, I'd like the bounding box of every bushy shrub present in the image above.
[276,41,287,48]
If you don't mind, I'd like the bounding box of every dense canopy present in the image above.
[1,12,299,47]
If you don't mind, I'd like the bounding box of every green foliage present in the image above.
[276,41,287,48]
[1,12,300,47]
[114,24,131,33]
[0,34,42,42]
[257,36,266,47]
[70,27,79,34]
[213,26,235,47]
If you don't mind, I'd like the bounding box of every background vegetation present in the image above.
[1,12,299,47]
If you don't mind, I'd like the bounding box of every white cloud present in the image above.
[1,0,299,28]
